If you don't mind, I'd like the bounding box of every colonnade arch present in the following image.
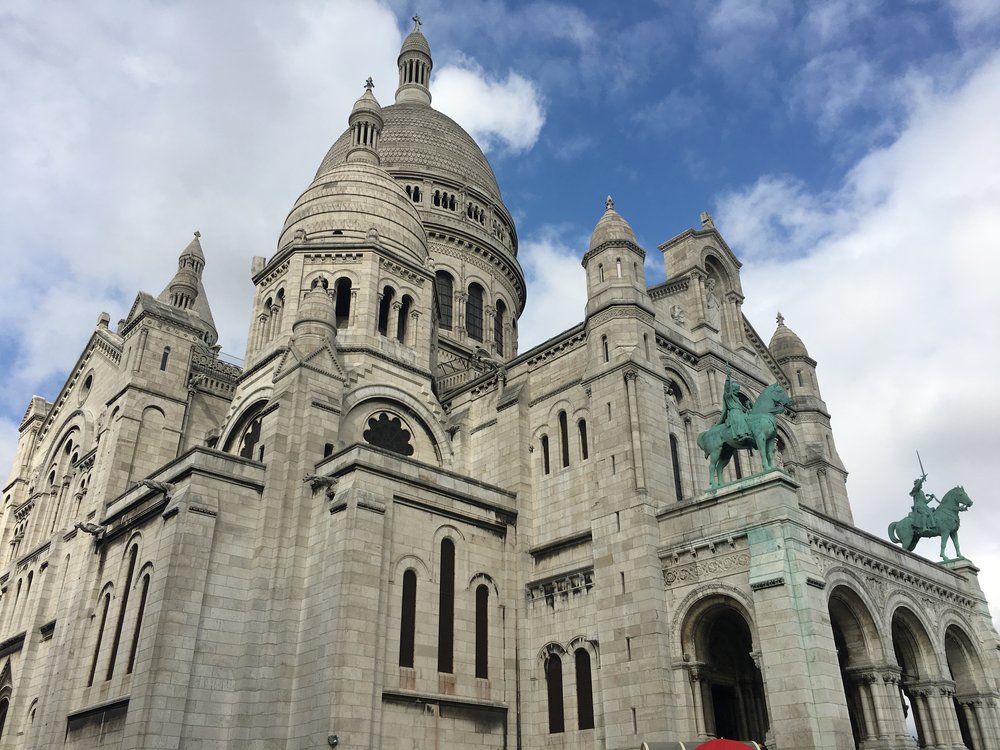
[680,595,768,744]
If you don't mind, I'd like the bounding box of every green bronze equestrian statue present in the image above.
[888,458,973,560]
[697,371,791,488]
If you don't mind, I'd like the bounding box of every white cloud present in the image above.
[719,50,1000,612]
[517,227,588,351]
[432,63,545,153]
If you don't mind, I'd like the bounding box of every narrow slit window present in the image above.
[670,434,684,501]
[437,539,455,673]
[436,272,454,331]
[466,283,484,342]
[575,648,595,730]
[559,411,570,468]
[88,592,112,686]
[578,419,589,460]
[546,654,565,733]
[127,573,150,674]
[107,545,138,680]
[334,277,352,329]
[399,569,417,668]
[159,346,170,371]
[475,584,489,678]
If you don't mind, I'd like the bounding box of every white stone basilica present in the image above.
[1,21,998,750]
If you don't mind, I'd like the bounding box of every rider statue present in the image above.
[716,369,752,443]
[909,474,937,533]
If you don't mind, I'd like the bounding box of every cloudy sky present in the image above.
[2,1,1000,616]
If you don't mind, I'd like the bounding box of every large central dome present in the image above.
[315,103,502,203]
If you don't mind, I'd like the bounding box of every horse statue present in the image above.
[888,485,973,560]
[697,382,792,488]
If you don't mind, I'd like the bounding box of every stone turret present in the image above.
[769,313,822,403]
[347,78,383,166]
[395,15,432,105]
[157,231,218,346]
[582,196,650,318]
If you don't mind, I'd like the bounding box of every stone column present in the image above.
[684,663,708,738]
[455,291,468,337]
[389,301,401,340]
[348,288,358,328]
[871,666,910,745]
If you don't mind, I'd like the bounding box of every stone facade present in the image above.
[1,23,998,750]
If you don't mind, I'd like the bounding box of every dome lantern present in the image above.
[347,77,384,166]
[395,15,433,105]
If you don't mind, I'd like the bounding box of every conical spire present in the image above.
[158,231,219,346]
[395,15,433,105]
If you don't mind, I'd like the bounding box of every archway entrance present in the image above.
[695,606,768,744]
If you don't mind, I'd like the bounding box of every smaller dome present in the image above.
[400,27,431,58]
[351,78,383,119]
[278,161,427,264]
[769,313,809,360]
[589,195,638,251]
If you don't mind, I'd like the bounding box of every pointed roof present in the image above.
[769,312,810,360]
[156,232,218,346]
[400,15,431,57]
[179,230,205,262]
[589,195,639,252]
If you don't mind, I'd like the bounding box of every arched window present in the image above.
[475,584,489,678]
[334,277,352,329]
[88,592,112,686]
[159,346,170,371]
[670,434,684,502]
[399,570,417,668]
[0,695,8,740]
[578,419,589,461]
[377,286,395,336]
[224,401,268,462]
[438,539,455,673]
[127,572,150,674]
[575,648,595,730]
[541,436,550,475]
[397,295,412,343]
[466,283,484,342]
[558,411,570,468]
[107,545,138,679]
[494,299,506,356]
[436,272,454,331]
[602,335,609,363]
[546,654,565,733]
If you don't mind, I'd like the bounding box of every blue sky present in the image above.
[2,1,1000,614]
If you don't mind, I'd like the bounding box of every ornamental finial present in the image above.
[364,76,374,91]
[605,195,614,211]
[776,311,785,326]
[412,14,422,30]
[194,230,201,238]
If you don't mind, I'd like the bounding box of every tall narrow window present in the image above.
[88,592,112,686]
[107,545,138,680]
[397,295,412,343]
[334,277,352,329]
[578,419,589,460]
[602,335,609,363]
[475,584,489,678]
[436,272,454,330]
[399,570,417,667]
[575,648,595,730]
[377,286,395,336]
[437,539,455,673]
[541,436,550,475]
[494,299,506,356]
[546,654,565,734]
[0,696,8,740]
[559,411,570,468]
[466,283,484,342]
[670,434,684,502]
[127,573,150,674]
[159,347,170,371]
